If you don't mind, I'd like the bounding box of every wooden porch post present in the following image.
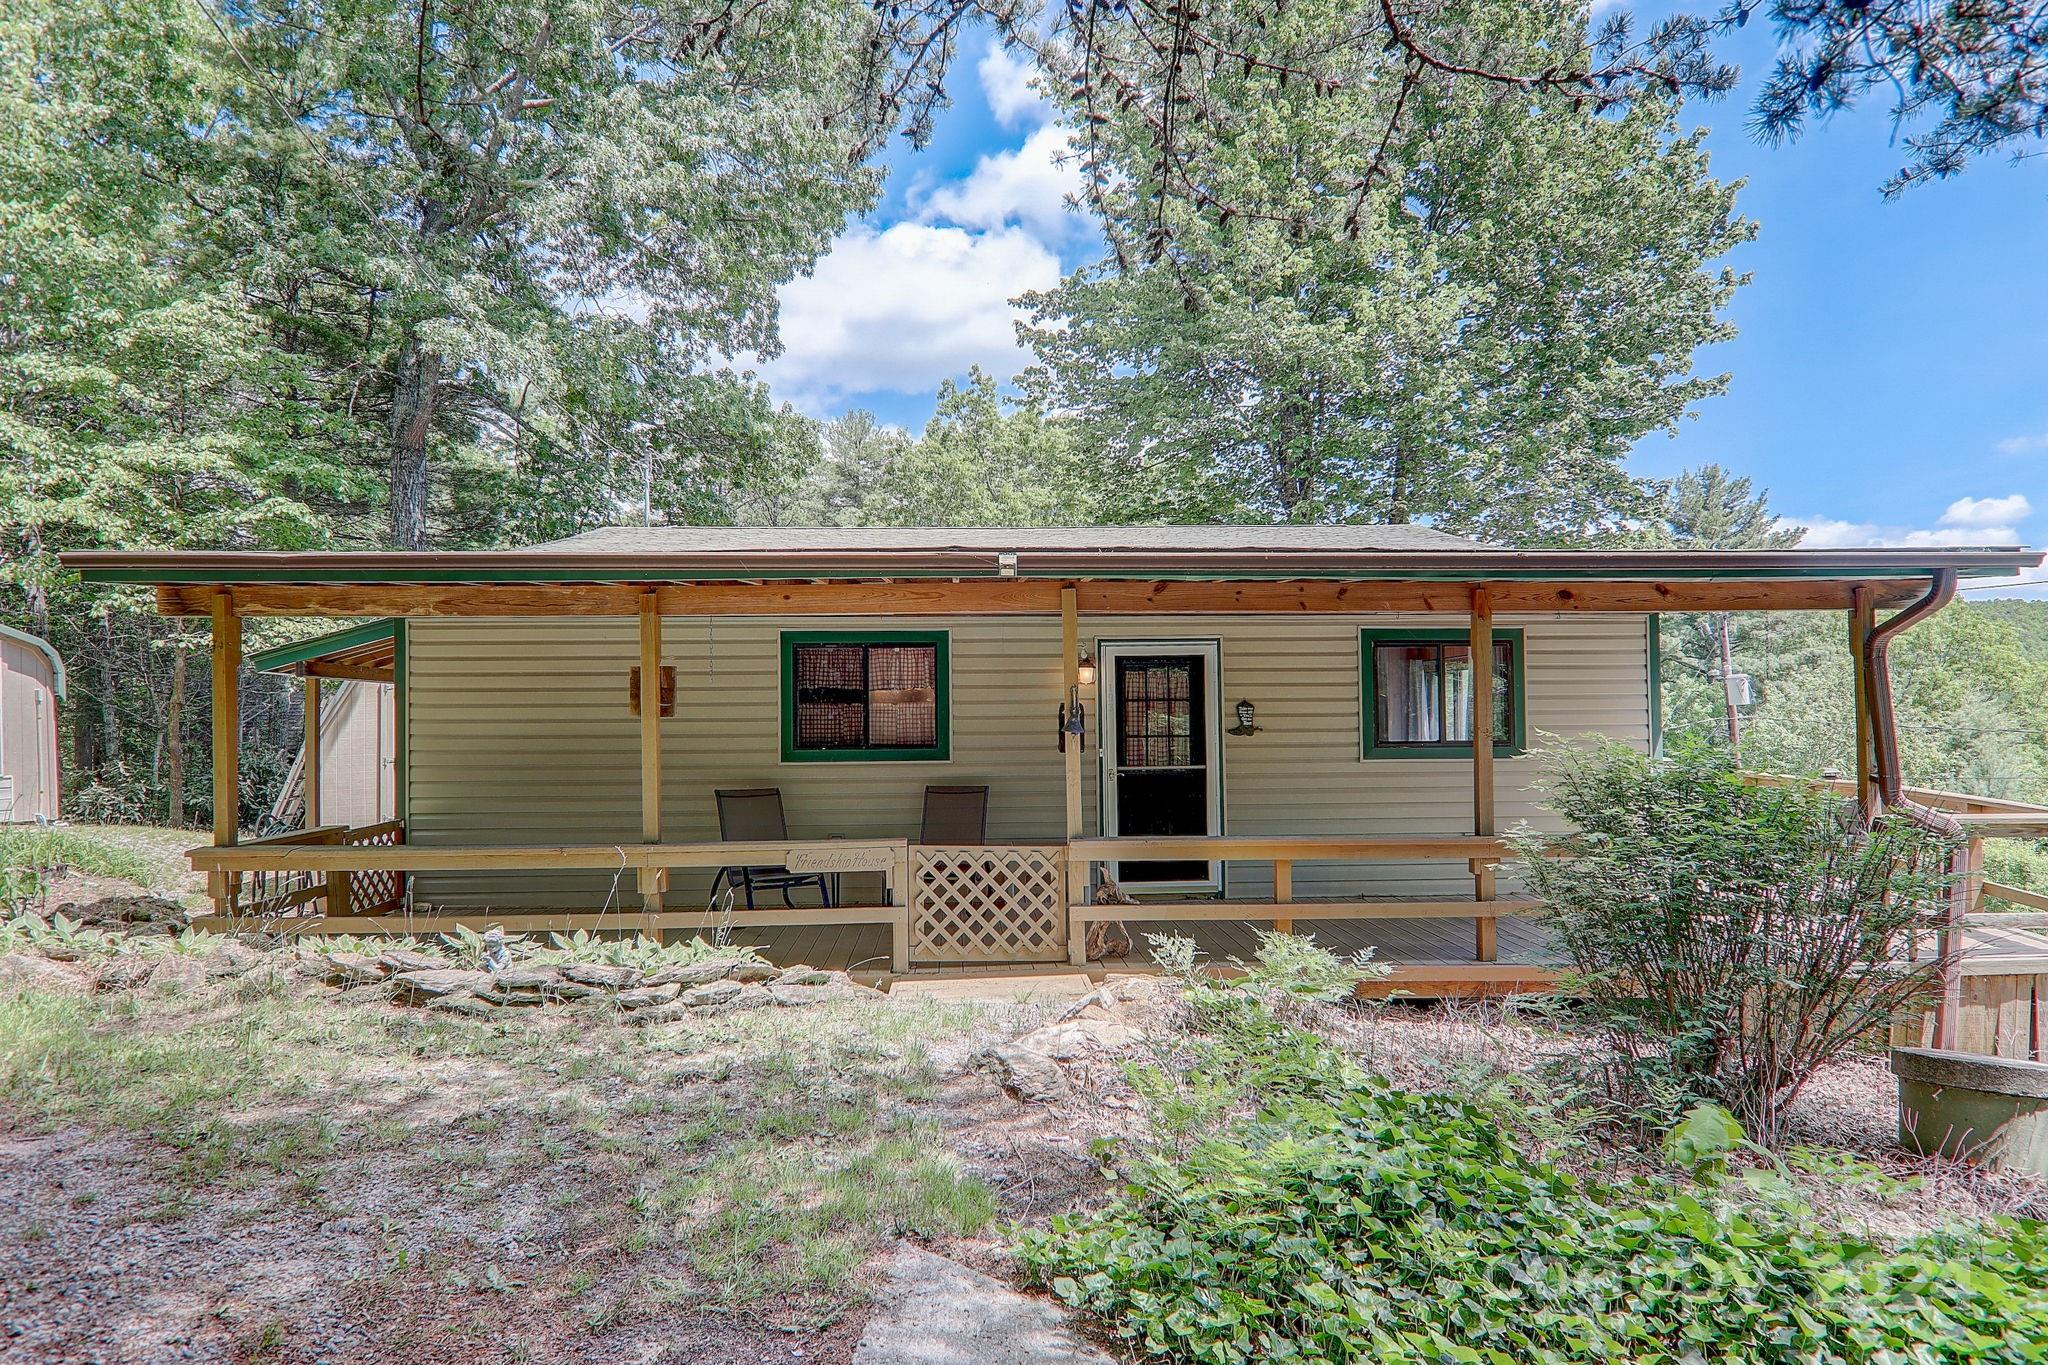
[1063,585,1088,967]
[209,591,241,912]
[1470,585,1497,962]
[302,676,322,829]
[1849,585,1876,818]
[638,589,664,930]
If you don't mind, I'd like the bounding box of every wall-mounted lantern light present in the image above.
[1228,699,1259,736]
[1061,650,1095,753]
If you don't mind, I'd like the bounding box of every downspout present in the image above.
[1859,567,1969,1052]
[1860,569,1960,835]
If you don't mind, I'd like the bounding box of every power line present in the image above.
[1960,577,2048,593]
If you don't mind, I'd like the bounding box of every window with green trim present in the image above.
[781,631,950,762]
[1360,628,1525,759]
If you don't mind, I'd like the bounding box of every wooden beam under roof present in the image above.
[153,576,1934,619]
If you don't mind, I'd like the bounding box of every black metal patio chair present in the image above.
[708,787,833,910]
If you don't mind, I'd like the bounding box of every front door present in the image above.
[1099,641,1223,892]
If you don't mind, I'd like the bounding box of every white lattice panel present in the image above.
[911,845,1068,963]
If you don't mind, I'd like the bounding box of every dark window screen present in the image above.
[792,642,937,751]
[1117,656,1204,768]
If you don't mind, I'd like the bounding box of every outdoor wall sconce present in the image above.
[1060,651,1095,752]
[1228,699,1260,736]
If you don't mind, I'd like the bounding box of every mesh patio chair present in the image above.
[920,785,990,845]
[709,788,833,910]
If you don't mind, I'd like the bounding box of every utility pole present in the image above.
[1718,613,1742,762]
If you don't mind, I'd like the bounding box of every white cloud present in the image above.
[1789,492,2033,551]
[1940,493,2033,528]
[916,123,1085,243]
[760,222,1061,411]
[1995,431,2048,456]
[978,44,1049,128]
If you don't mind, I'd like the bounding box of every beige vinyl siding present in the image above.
[406,613,1650,910]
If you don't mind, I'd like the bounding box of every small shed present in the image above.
[0,624,65,824]
[251,623,398,830]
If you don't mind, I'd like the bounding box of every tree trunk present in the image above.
[168,642,186,825]
[1717,612,1742,760]
[1388,442,1413,524]
[388,333,440,551]
[98,613,122,769]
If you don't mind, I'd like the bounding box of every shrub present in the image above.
[1019,1001,2048,1364]
[1514,741,1952,1143]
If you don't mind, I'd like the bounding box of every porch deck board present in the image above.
[714,910,1563,982]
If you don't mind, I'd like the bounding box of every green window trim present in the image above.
[779,630,951,763]
[1359,626,1527,760]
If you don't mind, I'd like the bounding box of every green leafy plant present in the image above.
[1516,740,1954,1143]
[1019,997,2048,1364]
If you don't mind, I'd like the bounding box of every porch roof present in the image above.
[60,524,2042,587]
[247,620,397,682]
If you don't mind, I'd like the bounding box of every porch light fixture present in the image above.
[1228,699,1260,736]
[1076,649,1096,687]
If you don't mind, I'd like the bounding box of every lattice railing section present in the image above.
[910,844,1067,964]
[342,820,407,914]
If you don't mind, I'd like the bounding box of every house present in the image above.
[252,624,399,831]
[0,624,64,824]
[62,526,2046,994]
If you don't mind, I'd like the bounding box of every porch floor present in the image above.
[713,911,1564,993]
[709,911,2048,996]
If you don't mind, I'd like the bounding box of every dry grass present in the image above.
[0,962,1036,1364]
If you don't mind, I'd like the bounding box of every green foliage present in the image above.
[1023,0,1749,540]
[1660,1101,1749,1178]
[1018,999,2048,1364]
[1516,741,1951,1141]
[782,371,1096,528]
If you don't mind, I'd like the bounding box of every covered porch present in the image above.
[63,529,2045,1006]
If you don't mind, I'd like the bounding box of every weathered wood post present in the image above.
[303,676,322,829]
[638,588,665,933]
[1063,585,1088,967]
[1471,585,1497,962]
[210,590,240,913]
[1850,585,1877,819]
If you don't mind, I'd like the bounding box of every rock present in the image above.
[144,955,208,994]
[680,980,744,1008]
[776,966,835,986]
[620,1002,693,1026]
[560,961,640,990]
[203,942,268,979]
[474,984,545,1006]
[642,960,736,989]
[323,951,388,985]
[542,980,602,1001]
[615,983,682,1010]
[424,992,495,1018]
[727,960,779,983]
[60,893,191,932]
[92,957,157,992]
[377,948,443,974]
[491,966,560,990]
[389,968,493,1000]
[0,953,88,995]
[694,984,774,1016]
[1013,1018,1146,1061]
[853,1243,1114,1364]
[974,1044,1071,1103]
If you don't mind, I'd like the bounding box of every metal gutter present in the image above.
[1860,569,1962,835]
[58,545,2044,586]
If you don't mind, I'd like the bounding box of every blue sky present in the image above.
[752,19,2048,584]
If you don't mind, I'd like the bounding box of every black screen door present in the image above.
[1102,645,1219,888]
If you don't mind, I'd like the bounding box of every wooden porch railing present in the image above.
[224,819,410,921]
[1064,834,1540,968]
